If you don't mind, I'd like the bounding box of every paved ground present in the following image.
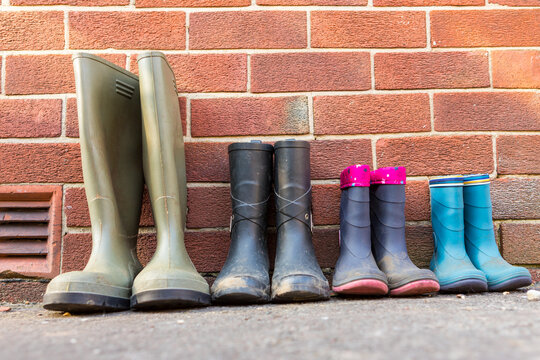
[1,290,539,360]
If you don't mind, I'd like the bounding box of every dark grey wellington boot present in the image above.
[211,141,273,304]
[271,140,330,302]
[131,52,210,310]
[43,54,144,312]
[370,167,440,296]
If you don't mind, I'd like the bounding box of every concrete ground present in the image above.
[1,290,539,360]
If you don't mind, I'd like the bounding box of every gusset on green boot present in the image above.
[130,52,210,310]
[463,174,532,292]
[43,54,145,312]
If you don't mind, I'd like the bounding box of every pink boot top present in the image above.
[370,166,407,185]
[340,164,371,189]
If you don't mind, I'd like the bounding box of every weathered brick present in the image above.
[312,184,340,226]
[405,180,430,221]
[66,97,187,138]
[186,186,230,229]
[69,12,185,50]
[492,178,540,219]
[431,10,540,47]
[191,97,309,137]
[0,11,63,51]
[0,143,82,183]
[311,139,373,180]
[311,11,426,48]
[258,0,367,4]
[375,0,482,5]
[492,50,540,89]
[190,11,307,50]
[377,136,493,176]
[497,136,540,175]
[5,54,126,95]
[12,0,128,4]
[501,223,540,264]
[251,52,371,92]
[434,92,540,131]
[406,224,433,268]
[185,142,231,182]
[489,0,540,5]
[0,281,47,303]
[0,99,62,138]
[314,94,431,135]
[136,0,250,7]
[375,52,489,90]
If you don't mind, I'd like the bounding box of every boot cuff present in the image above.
[228,142,274,153]
[340,164,371,189]
[429,175,464,187]
[463,174,490,186]
[370,166,406,185]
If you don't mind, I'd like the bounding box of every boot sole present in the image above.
[390,280,440,297]
[43,292,130,313]
[439,279,488,293]
[271,284,330,303]
[489,276,532,292]
[332,279,388,296]
[212,287,270,305]
[131,289,211,310]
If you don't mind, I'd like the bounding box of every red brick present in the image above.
[489,0,540,5]
[133,54,247,93]
[5,54,126,95]
[136,0,250,7]
[434,92,540,131]
[252,52,371,92]
[501,223,540,264]
[405,224,433,268]
[186,186,230,229]
[314,94,431,135]
[69,12,185,50]
[191,96,309,137]
[312,184,340,226]
[375,0,482,5]
[0,99,62,138]
[311,139,373,180]
[190,11,307,50]
[497,136,540,175]
[492,178,540,219]
[0,11,64,50]
[377,136,493,176]
[13,0,127,4]
[258,0,367,4]
[311,11,425,48]
[405,180,430,221]
[375,52,489,90]
[67,97,187,138]
[492,50,540,89]
[431,10,540,47]
[185,142,231,182]
[0,281,47,303]
[0,143,82,183]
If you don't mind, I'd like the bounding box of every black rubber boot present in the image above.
[332,165,389,296]
[271,140,330,303]
[370,167,440,296]
[211,141,274,304]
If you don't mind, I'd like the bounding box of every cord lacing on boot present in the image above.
[229,193,270,232]
[274,186,313,232]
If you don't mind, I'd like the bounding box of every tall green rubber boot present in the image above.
[463,174,532,291]
[43,54,145,312]
[130,52,210,310]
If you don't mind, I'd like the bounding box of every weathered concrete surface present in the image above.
[1,291,539,360]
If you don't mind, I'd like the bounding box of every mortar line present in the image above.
[371,137,378,169]
[60,95,67,138]
[492,134,498,177]
[1,55,5,95]
[64,10,69,50]
[185,96,192,139]
[185,8,190,51]
[426,10,432,49]
[125,54,131,70]
[428,91,435,132]
[306,10,311,49]
[308,94,315,136]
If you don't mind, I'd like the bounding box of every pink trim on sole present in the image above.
[340,164,371,189]
[370,166,407,185]
[390,280,440,297]
[333,279,388,296]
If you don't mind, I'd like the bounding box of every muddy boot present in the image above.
[332,165,388,296]
[211,142,273,304]
[130,52,210,310]
[463,174,531,292]
[370,167,439,296]
[429,176,487,293]
[43,54,144,312]
[271,140,330,302]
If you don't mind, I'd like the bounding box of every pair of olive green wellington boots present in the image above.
[42,53,210,312]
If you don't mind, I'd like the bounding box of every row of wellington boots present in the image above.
[43,53,210,312]
[333,165,439,296]
[429,174,531,293]
[211,140,330,304]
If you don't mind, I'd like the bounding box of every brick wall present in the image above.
[0,0,539,300]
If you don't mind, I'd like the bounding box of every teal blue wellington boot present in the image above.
[463,174,532,292]
[429,176,488,293]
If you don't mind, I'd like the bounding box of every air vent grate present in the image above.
[116,79,135,99]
